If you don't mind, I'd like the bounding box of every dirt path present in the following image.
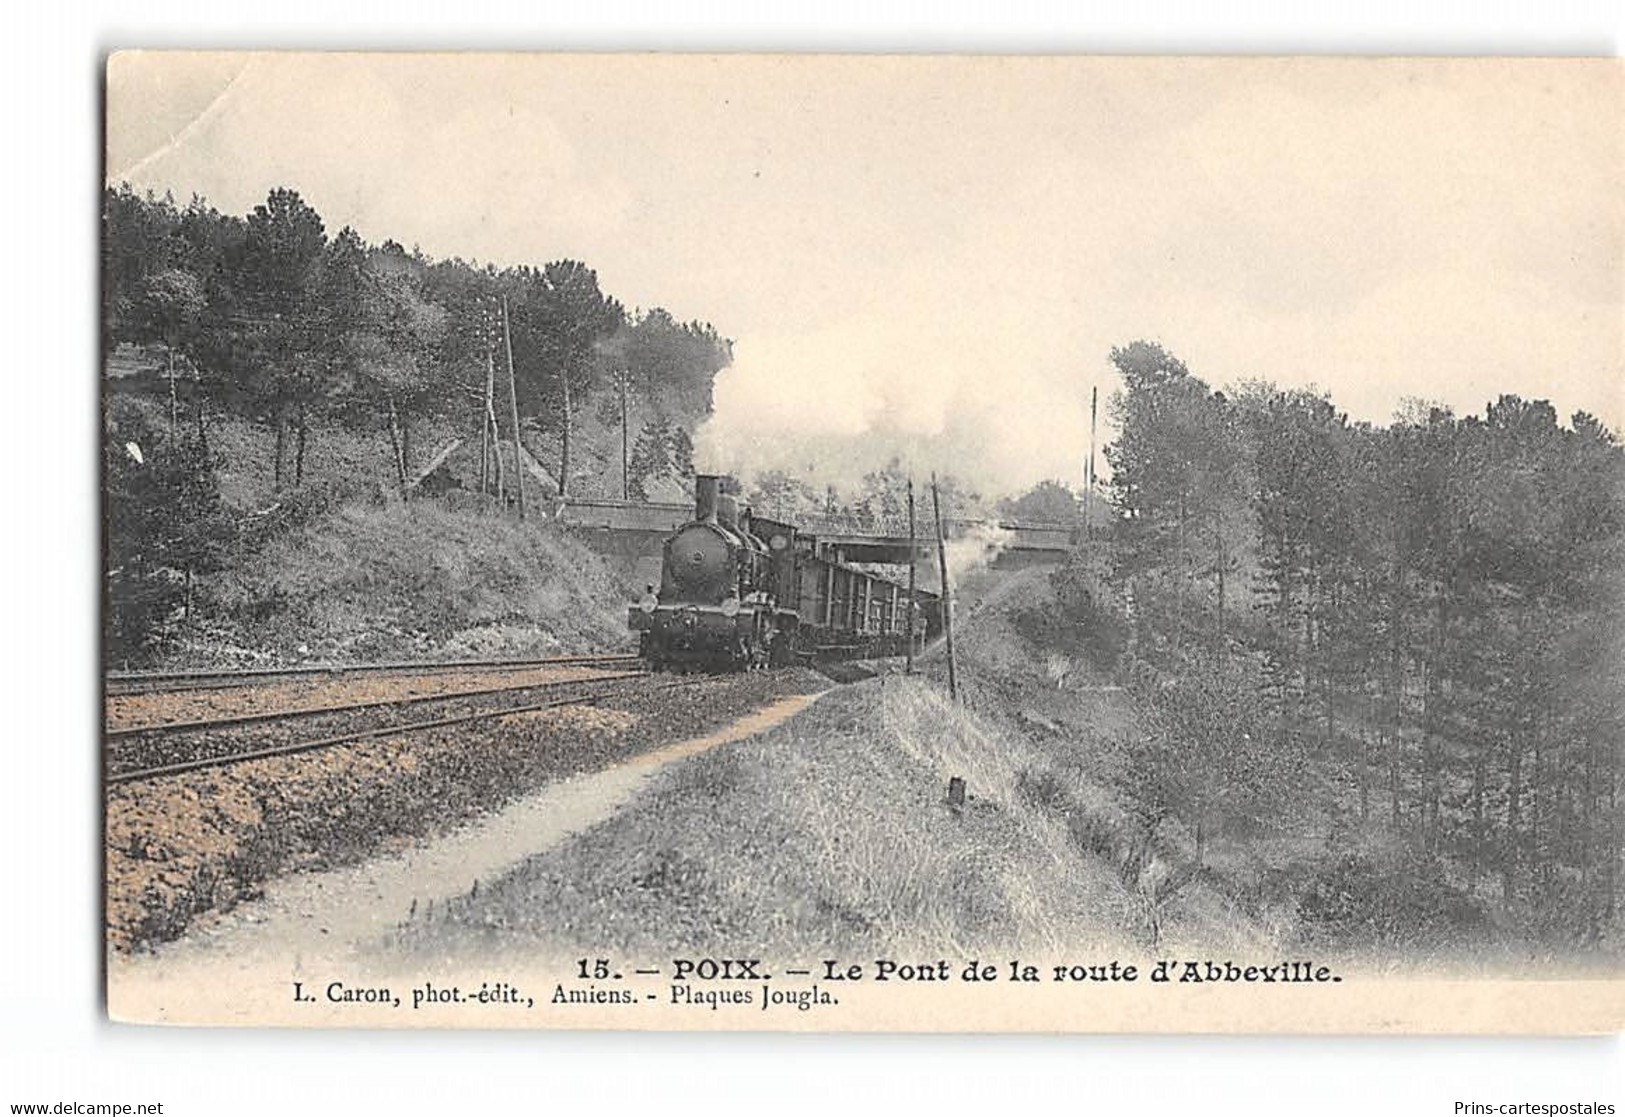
[108,691,826,1022]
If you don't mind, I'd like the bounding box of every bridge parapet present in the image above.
[556,498,691,533]
[557,498,1076,563]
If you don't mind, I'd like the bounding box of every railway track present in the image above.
[104,652,642,696]
[106,671,706,786]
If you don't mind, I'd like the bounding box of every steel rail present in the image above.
[107,678,708,786]
[106,670,648,739]
[105,652,640,695]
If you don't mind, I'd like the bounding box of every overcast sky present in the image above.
[107,53,1622,496]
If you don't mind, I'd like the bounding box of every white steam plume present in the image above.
[692,326,1093,502]
[941,522,1015,588]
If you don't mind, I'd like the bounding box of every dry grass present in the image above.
[108,404,635,668]
[916,566,1290,956]
[404,675,1150,962]
[208,499,631,662]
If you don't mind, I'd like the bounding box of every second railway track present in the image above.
[104,652,642,696]
[105,668,688,785]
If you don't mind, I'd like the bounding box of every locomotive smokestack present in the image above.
[695,474,721,523]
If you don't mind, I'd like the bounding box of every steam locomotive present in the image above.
[627,474,938,671]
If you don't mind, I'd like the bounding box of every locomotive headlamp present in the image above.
[720,596,742,617]
[638,592,658,614]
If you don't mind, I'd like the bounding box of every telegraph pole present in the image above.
[193,362,208,455]
[166,348,178,437]
[905,477,917,675]
[502,295,526,520]
[931,473,958,701]
[1089,385,1098,494]
[1086,384,1098,541]
[620,370,630,500]
[480,342,495,497]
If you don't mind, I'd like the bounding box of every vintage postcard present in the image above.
[102,52,1624,1032]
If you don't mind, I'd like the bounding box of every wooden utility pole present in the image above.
[1087,384,1098,541]
[620,370,630,500]
[386,395,407,490]
[479,343,496,497]
[166,348,178,437]
[906,477,917,675]
[1089,385,1098,494]
[931,472,958,701]
[479,301,494,495]
[193,364,208,455]
[502,295,526,520]
[559,370,573,503]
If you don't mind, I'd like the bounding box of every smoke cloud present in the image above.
[942,522,1015,589]
[692,323,1093,504]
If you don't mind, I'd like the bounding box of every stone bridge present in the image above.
[556,498,1076,567]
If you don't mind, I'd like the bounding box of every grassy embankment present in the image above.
[207,497,631,662]
[400,567,1283,962]
[107,392,633,666]
[407,564,1584,971]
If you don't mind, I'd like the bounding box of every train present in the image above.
[627,474,939,671]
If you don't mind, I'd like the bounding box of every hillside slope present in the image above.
[394,568,1281,964]
[105,392,635,667]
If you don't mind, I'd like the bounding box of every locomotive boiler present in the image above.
[628,474,937,672]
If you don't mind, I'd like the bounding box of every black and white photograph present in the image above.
[93,51,1625,1036]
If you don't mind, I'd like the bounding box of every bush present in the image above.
[1008,564,1128,670]
[1297,845,1487,947]
[1015,767,1133,873]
